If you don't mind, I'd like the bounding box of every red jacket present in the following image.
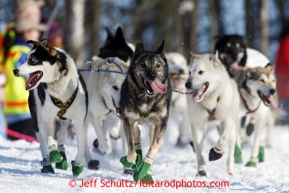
[276,36,289,99]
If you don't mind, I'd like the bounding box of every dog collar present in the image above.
[138,90,146,98]
[50,85,78,119]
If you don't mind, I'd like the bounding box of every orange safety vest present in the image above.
[3,44,31,115]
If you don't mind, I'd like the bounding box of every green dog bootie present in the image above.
[142,170,153,184]
[56,151,68,170]
[136,149,143,163]
[41,159,55,174]
[245,157,257,167]
[234,144,243,164]
[71,161,83,177]
[133,156,152,182]
[120,156,135,168]
[49,150,63,163]
[258,146,265,163]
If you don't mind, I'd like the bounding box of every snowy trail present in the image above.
[0,124,289,193]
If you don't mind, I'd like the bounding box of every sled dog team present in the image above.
[13,28,281,181]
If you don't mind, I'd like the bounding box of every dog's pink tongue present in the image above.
[268,95,283,110]
[230,62,243,74]
[192,89,202,103]
[150,80,167,93]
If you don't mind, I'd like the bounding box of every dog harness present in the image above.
[204,97,220,121]
[240,92,261,114]
[50,86,78,119]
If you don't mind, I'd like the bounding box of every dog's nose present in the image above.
[148,73,157,81]
[185,81,192,89]
[269,89,276,95]
[13,69,19,77]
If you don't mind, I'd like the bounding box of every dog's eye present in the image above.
[156,63,161,68]
[112,85,118,90]
[259,79,265,83]
[198,70,204,75]
[272,79,276,83]
[141,63,145,68]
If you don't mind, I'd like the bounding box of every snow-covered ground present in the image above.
[0,121,289,193]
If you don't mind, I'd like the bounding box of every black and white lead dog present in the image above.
[13,39,97,176]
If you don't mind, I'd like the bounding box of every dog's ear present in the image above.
[115,27,126,43]
[190,52,202,59]
[27,40,40,47]
[40,39,57,56]
[265,63,274,73]
[155,39,165,59]
[105,27,114,41]
[213,51,222,66]
[134,42,145,55]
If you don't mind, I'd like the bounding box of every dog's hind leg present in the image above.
[245,118,267,167]
[176,112,191,148]
[191,123,206,177]
[89,113,109,154]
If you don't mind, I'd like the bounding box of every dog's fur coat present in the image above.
[13,39,93,176]
[120,40,171,180]
[235,64,281,166]
[185,52,239,176]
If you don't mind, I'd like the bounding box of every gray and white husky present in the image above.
[119,40,171,182]
[185,52,239,177]
[13,39,96,176]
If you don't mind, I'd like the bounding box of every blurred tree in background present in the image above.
[0,0,288,64]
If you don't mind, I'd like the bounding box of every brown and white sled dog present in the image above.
[185,52,239,177]
[13,39,95,176]
[235,64,282,167]
[119,40,171,182]
[166,52,191,147]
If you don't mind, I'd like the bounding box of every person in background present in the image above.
[275,20,289,122]
[41,19,64,49]
[3,18,46,141]
[0,74,6,139]
[1,0,44,69]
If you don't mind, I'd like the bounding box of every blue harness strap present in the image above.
[77,58,127,75]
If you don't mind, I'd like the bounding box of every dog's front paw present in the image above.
[124,168,134,175]
[71,161,83,177]
[88,160,100,170]
[56,151,68,170]
[246,123,254,136]
[209,148,223,161]
[196,170,206,177]
[49,150,63,163]
[133,161,151,182]
[120,156,135,168]
[41,159,55,174]
[93,139,107,156]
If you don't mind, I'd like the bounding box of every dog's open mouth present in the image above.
[229,62,243,75]
[257,90,283,109]
[192,82,209,103]
[257,90,271,106]
[142,78,167,96]
[116,108,123,120]
[26,71,43,90]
